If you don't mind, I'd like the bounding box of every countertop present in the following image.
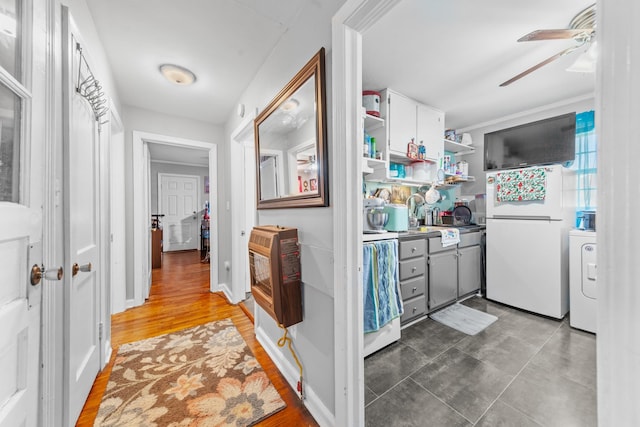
[362,225,485,241]
[398,224,485,238]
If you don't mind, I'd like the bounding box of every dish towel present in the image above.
[363,240,403,333]
[440,228,460,248]
[496,167,547,202]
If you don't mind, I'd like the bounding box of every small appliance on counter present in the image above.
[383,204,409,232]
[363,197,388,233]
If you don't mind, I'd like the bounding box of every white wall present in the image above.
[122,105,226,299]
[224,1,345,424]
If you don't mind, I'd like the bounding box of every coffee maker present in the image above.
[363,198,387,233]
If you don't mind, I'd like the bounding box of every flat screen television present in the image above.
[484,112,576,171]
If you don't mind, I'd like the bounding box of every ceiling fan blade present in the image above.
[518,28,594,42]
[499,46,580,87]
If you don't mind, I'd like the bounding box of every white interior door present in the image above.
[0,1,48,425]
[159,173,199,251]
[62,16,102,426]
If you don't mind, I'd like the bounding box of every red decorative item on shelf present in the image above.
[407,138,418,159]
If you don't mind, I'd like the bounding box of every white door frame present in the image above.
[157,172,201,252]
[331,1,402,425]
[109,103,126,315]
[132,131,219,306]
[230,112,257,303]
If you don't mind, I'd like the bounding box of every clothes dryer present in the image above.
[569,230,597,333]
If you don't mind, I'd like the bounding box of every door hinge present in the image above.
[99,322,103,341]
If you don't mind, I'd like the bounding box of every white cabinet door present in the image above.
[387,90,417,154]
[417,104,444,161]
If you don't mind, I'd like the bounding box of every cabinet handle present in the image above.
[411,266,417,272]
[412,307,417,313]
[412,286,417,293]
[411,247,417,253]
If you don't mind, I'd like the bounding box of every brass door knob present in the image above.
[72,262,92,277]
[30,264,64,286]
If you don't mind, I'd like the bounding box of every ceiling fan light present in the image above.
[567,48,596,73]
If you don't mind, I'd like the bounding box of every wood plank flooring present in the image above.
[76,250,318,426]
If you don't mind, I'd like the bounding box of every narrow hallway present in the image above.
[77,250,317,426]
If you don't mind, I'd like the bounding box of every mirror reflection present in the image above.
[254,48,328,209]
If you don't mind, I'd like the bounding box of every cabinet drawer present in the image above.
[401,295,427,323]
[459,231,481,248]
[400,276,425,300]
[399,238,427,259]
[399,258,425,281]
[428,236,457,253]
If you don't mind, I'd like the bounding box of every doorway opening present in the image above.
[132,131,219,307]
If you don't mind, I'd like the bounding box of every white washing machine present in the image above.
[569,230,597,333]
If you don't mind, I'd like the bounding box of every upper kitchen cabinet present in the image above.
[375,89,444,163]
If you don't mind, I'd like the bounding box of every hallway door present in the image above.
[62,12,102,426]
[159,173,200,252]
[0,0,48,425]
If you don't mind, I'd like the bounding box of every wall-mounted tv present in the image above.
[484,112,576,171]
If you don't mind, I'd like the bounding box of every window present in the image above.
[574,110,596,226]
[0,0,23,203]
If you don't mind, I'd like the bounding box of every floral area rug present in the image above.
[94,319,286,426]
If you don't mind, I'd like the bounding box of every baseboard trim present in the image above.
[219,283,234,304]
[255,326,335,427]
[125,298,136,309]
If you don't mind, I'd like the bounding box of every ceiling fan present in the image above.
[500,3,596,87]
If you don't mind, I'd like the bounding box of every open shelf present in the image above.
[362,157,386,175]
[364,114,384,132]
[443,139,475,155]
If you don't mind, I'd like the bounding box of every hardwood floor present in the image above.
[77,250,318,426]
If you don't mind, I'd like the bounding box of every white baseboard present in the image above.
[255,326,335,427]
[125,298,136,309]
[103,339,112,368]
[219,282,235,304]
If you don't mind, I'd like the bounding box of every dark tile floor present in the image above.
[364,297,597,427]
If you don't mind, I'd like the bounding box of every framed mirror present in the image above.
[254,47,328,209]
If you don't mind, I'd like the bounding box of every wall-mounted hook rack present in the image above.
[75,42,109,127]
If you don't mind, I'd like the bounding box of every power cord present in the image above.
[278,325,304,400]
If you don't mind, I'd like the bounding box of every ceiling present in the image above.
[362,0,596,130]
[86,0,596,164]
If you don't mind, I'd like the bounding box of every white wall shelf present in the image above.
[364,114,384,132]
[362,157,386,175]
[443,139,475,156]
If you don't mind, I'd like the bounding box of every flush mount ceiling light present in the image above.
[281,98,299,112]
[159,64,196,85]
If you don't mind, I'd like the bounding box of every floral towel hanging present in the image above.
[496,167,547,202]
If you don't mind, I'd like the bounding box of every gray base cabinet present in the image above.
[458,245,482,297]
[398,229,483,323]
[428,250,458,310]
[398,237,427,325]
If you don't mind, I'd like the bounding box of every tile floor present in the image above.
[364,297,597,427]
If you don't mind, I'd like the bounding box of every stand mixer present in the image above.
[363,198,388,233]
